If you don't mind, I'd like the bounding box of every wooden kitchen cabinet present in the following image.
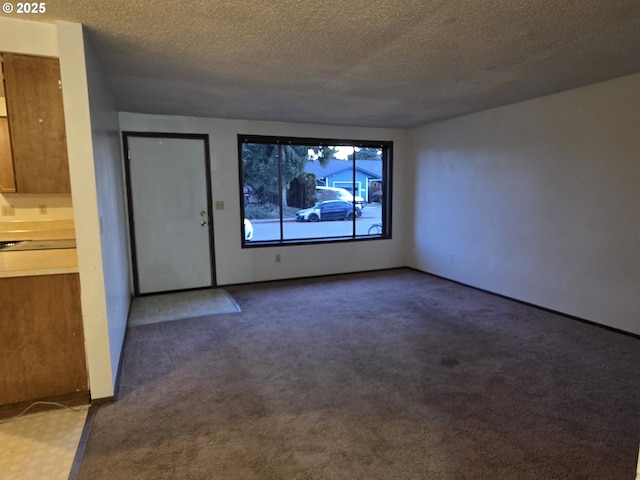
[1,53,71,193]
[0,117,15,192]
[0,273,88,405]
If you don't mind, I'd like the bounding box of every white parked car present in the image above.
[244,218,254,241]
[316,186,365,208]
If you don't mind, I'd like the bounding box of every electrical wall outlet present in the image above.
[215,201,225,210]
[1,205,15,216]
[275,254,281,263]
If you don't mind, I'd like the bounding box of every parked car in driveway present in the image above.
[296,200,361,222]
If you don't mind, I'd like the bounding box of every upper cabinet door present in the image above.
[3,54,71,194]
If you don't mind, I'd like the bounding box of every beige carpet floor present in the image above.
[78,269,640,479]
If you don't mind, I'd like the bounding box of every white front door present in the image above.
[127,135,213,294]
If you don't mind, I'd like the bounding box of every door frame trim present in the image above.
[122,132,217,296]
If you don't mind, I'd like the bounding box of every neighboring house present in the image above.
[305,159,382,202]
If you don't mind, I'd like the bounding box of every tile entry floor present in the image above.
[0,405,88,480]
[129,288,241,326]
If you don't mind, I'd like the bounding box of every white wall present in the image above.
[409,74,640,335]
[0,16,57,56]
[82,30,131,389]
[57,22,116,399]
[119,113,409,285]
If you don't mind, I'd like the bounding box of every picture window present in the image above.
[239,135,392,246]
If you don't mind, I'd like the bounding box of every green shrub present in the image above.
[244,203,299,220]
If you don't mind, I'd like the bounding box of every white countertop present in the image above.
[0,248,79,278]
[0,219,76,242]
[0,266,79,278]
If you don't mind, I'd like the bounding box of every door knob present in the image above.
[200,210,207,217]
[201,221,207,227]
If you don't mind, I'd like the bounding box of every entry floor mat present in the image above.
[129,288,241,326]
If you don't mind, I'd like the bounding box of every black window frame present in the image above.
[238,134,392,247]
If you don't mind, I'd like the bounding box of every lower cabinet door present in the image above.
[0,273,88,405]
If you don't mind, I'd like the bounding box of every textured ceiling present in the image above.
[16,0,640,128]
